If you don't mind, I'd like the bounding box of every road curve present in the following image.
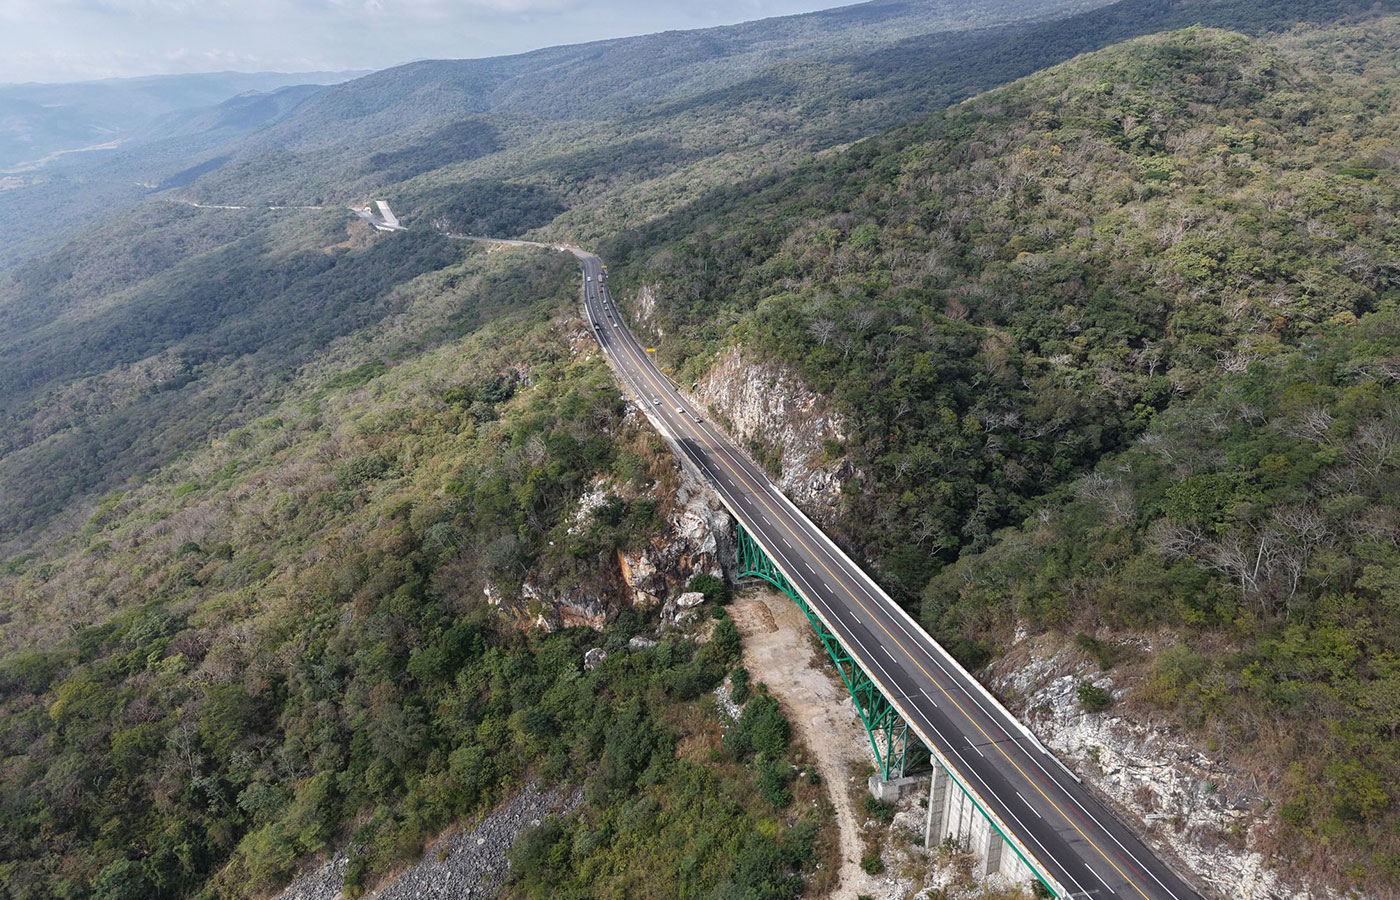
[452,232,1208,900]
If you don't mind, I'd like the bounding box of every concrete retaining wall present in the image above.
[923,764,1036,883]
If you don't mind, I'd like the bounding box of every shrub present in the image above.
[755,757,794,808]
[725,689,790,760]
[863,794,895,824]
[707,615,742,665]
[1078,682,1113,713]
[1074,633,1122,670]
[688,572,731,605]
[508,819,566,883]
[91,859,149,900]
[731,665,751,704]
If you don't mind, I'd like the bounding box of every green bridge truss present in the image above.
[735,523,928,780]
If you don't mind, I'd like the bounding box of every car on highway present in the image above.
[586,276,592,282]
[675,406,684,414]
[653,397,661,405]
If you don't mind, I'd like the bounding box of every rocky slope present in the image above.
[275,784,582,900]
[485,420,732,631]
[988,637,1338,900]
[693,345,853,515]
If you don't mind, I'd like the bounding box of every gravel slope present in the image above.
[276,783,583,900]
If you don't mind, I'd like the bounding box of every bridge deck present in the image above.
[571,246,1206,900]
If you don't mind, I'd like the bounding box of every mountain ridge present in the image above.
[3,2,1400,898]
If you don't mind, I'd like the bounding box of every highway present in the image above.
[569,248,1208,900]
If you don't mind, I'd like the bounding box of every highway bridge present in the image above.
[437,228,1208,900]
[572,249,1207,900]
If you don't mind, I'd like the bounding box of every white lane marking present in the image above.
[681,391,1177,900]
[781,538,792,549]
[1017,792,1042,818]
[883,645,895,658]
[921,688,938,707]
[967,736,984,757]
[804,562,816,574]
[1088,865,1112,890]
[577,253,1107,900]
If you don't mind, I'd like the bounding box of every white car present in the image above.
[675,406,684,415]
[652,397,661,405]
[586,276,592,282]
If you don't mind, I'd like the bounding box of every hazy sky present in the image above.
[0,0,856,84]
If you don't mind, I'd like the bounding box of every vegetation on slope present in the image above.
[608,20,1400,593]
[600,20,1400,892]
[0,210,466,549]
[0,244,821,900]
[2,4,1399,900]
[929,308,1400,885]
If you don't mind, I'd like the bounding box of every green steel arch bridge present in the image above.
[447,231,1210,900]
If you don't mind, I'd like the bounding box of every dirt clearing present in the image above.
[731,588,889,900]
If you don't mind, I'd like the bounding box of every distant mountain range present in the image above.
[0,70,366,170]
[4,1,1400,899]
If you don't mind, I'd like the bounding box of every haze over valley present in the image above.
[2,3,1399,900]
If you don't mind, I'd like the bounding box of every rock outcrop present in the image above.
[632,284,663,336]
[488,446,731,632]
[618,469,731,606]
[988,635,1338,900]
[692,346,851,515]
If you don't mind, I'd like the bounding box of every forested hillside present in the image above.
[601,19,1400,892]
[4,0,1386,557]
[0,0,1146,551]
[4,0,1400,898]
[0,241,820,900]
[0,210,466,552]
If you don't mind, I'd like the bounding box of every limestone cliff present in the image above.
[692,345,852,516]
[988,635,1338,900]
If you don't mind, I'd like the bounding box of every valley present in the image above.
[3,2,1400,900]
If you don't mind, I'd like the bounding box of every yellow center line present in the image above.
[591,270,1153,900]
[693,431,1153,900]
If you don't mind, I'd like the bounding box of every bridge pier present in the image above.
[868,773,924,804]
[925,761,1032,882]
[924,763,951,847]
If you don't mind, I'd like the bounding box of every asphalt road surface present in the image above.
[571,248,1207,900]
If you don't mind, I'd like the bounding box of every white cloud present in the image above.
[0,0,845,82]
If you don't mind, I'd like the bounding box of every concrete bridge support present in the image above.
[924,763,1034,882]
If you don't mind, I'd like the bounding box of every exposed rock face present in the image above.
[988,636,1337,900]
[491,456,732,632]
[692,346,851,515]
[616,467,731,607]
[675,591,706,609]
[274,783,580,900]
[632,284,663,336]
